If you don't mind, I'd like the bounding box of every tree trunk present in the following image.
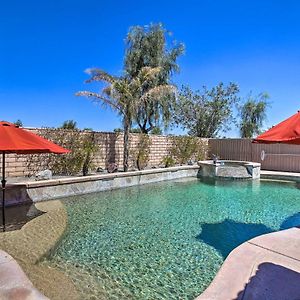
[82,151,90,176]
[123,118,130,172]
[140,126,149,134]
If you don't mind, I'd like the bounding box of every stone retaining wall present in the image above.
[7,166,200,204]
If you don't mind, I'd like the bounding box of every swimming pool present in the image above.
[44,178,300,300]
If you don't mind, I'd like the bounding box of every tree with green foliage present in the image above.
[150,127,162,135]
[77,67,174,172]
[125,23,184,133]
[60,120,78,130]
[14,119,23,127]
[172,83,240,137]
[239,93,269,138]
[113,128,143,133]
[170,136,207,164]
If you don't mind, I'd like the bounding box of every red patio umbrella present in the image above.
[0,121,70,231]
[253,110,300,145]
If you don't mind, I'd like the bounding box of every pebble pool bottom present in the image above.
[44,178,300,300]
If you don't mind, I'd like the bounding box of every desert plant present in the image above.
[170,136,208,164]
[25,128,98,176]
[133,134,152,170]
[195,139,209,161]
[82,132,98,176]
[150,127,163,135]
[161,155,176,168]
[14,119,23,127]
[60,120,78,130]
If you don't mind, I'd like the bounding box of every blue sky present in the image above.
[1,0,300,136]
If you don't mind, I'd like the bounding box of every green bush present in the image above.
[170,136,208,165]
[132,134,152,170]
[26,128,98,176]
[161,155,176,168]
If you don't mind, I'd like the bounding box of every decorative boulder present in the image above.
[107,163,118,173]
[187,159,194,165]
[35,169,52,181]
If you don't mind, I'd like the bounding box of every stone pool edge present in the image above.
[6,165,200,204]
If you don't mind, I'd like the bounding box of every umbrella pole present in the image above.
[1,152,6,232]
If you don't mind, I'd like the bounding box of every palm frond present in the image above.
[75,91,121,111]
[140,85,176,103]
[84,68,116,84]
[138,66,161,79]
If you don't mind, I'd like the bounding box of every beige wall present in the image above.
[3,133,300,177]
[209,138,300,172]
[1,129,207,177]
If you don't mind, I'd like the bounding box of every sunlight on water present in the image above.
[44,178,300,300]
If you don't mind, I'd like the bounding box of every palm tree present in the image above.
[125,23,184,133]
[76,67,175,172]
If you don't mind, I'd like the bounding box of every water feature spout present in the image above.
[212,154,219,165]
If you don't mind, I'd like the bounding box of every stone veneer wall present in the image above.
[1,128,208,177]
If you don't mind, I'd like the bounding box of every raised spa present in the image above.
[198,160,261,180]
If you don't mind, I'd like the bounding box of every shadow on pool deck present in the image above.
[196,219,273,258]
[235,262,300,300]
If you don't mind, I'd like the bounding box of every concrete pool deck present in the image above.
[196,227,300,300]
[261,170,300,182]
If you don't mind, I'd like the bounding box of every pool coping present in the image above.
[196,227,300,300]
[7,165,200,189]
[261,170,300,182]
[4,165,200,204]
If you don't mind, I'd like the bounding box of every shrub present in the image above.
[170,136,208,165]
[26,128,98,176]
[132,134,152,170]
[161,155,176,168]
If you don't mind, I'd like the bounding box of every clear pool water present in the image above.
[45,178,300,300]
